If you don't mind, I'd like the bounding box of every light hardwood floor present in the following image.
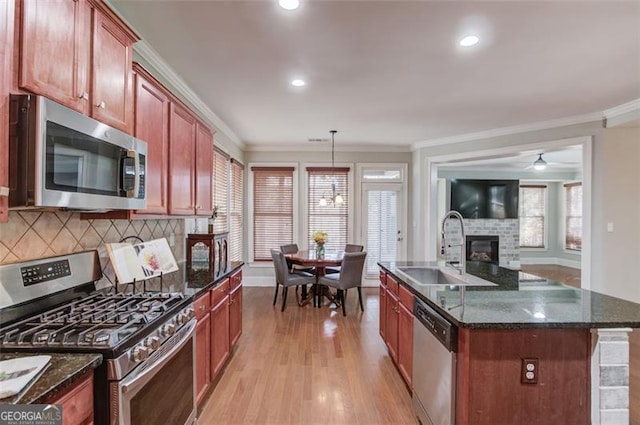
[198,287,417,425]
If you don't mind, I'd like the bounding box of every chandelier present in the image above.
[319,130,344,207]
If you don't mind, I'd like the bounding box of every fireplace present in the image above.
[466,235,499,265]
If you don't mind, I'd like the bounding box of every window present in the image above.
[252,167,294,261]
[213,147,229,233]
[519,185,546,248]
[229,159,244,261]
[565,182,582,251]
[307,167,349,251]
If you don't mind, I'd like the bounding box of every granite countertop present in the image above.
[379,261,640,329]
[0,353,102,405]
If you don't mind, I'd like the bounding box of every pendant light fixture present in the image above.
[319,130,344,207]
[533,153,547,170]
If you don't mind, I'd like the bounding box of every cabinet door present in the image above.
[229,284,242,347]
[168,103,196,215]
[134,69,169,215]
[91,7,133,133]
[19,0,90,113]
[195,123,214,216]
[379,284,387,340]
[210,295,230,379]
[397,302,413,388]
[46,372,93,425]
[385,291,399,363]
[0,0,13,222]
[195,311,211,406]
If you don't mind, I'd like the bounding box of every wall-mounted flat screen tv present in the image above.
[450,179,519,219]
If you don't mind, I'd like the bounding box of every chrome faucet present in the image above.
[441,210,466,275]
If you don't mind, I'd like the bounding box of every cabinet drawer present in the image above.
[47,372,93,425]
[386,275,399,295]
[398,284,414,311]
[231,269,242,290]
[194,292,211,320]
[379,270,387,286]
[211,278,230,307]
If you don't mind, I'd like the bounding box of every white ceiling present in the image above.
[110,0,640,149]
[438,146,583,172]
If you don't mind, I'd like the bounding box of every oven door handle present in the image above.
[120,319,196,395]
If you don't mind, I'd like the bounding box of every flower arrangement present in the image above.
[313,231,328,245]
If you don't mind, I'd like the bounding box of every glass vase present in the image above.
[315,243,325,258]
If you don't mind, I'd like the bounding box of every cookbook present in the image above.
[106,238,178,284]
[0,355,51,402]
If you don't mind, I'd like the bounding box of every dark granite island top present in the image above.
[379,261,640,329]
[0,352,102,404]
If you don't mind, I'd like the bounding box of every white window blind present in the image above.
[366,190,398,275]
[307,167,349,251]
[519,185,546,248]
[230,159,244,261]
[565,182,582,251]
[252,167,294,261]
[213,147,229,233]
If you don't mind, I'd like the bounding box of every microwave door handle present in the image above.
[132,150,140,199]
[121,150,137,198]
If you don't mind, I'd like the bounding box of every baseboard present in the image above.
[557,258,581,269]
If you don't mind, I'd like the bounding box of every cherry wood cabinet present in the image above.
[210,293,230,379]
[17,0,136,133]
[168,102,197,215]
[45,371,94,425]
[90,5,134,133]
[195,123,214,216]
[194,292,211,406]
[0,0,13,223]
[133,65,169,215]
[379,271,414,389]
[229,270,243,347]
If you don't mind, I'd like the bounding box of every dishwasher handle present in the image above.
[414,297,457,352]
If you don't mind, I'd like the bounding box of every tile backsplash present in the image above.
[0,211,185,289]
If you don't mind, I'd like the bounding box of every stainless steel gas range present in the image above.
[0,250,196,425]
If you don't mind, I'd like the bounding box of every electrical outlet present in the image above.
[521,358,538,384]
[168,233,175,247]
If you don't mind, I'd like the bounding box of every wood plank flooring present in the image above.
[198,287,417,425]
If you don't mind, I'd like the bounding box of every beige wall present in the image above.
[592,127,640,303]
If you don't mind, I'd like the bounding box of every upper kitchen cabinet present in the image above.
[195,123,214,217]
[168,102,197,215]
[0,0,14,223]
[18,0,137,134]
[133,64,170,215]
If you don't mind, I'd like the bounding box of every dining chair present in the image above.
[271,250,316,312]
[317,251,367,316]
[280,244,315,274]
[325,244,364,274]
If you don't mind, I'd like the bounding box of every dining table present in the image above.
[284,249,344,307]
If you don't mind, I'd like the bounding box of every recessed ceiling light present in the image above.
[459,35,480,47]
[278,0,300,10]
[291,79,306,87]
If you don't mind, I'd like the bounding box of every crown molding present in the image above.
[603,98,640,119]
[244,143,411,153]
[411,112,603,151]
[133,41,244,149]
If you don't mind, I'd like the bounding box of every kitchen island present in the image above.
[379,261,640,425]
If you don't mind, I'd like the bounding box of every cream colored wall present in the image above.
[592,127,640,303]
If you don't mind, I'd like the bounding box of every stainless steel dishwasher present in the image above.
[413,297,457,425]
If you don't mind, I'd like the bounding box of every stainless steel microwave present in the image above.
[9,95,146,211]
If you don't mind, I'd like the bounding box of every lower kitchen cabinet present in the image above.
[194,269,243,408]
[379,271,414,390]
[46,371,94,425]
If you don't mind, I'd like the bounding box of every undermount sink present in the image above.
[395,266,497,287]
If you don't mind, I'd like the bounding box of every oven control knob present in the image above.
[145,336,160,350]
[186,308,195,319]
[132,345,149,363]
[162,323,176,337]
[177,312,188,325]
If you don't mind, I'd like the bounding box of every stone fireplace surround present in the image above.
[443,218,519,267]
